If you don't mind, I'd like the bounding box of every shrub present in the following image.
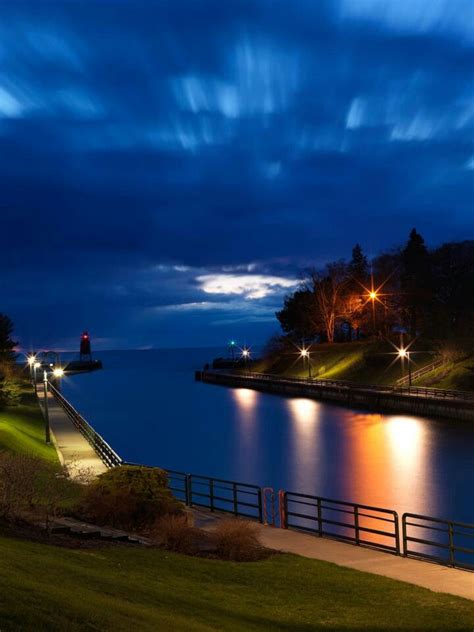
[212,518,264,561]
[0,452,80,528]
[153,514,199,555]
[81,465,182,530]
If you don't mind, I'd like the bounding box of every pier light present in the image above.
[397,347,407,359]
[241,348,250,358]
[34,362,41,369]
[27,355,36,366]
[369,291,377,300]
[52,368,64,378]
[300,348,309,358]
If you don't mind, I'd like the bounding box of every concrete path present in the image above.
[37,389,107,478]
[195,510,474,601]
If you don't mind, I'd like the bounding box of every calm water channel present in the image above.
[61,349,474,523]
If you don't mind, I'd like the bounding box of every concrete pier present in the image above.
[37,389,107,478]
[197,370,474,421]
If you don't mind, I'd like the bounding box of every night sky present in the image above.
[1,0,473,351]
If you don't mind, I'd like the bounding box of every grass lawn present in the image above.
[0,384,58,462]
[0,535,473,631]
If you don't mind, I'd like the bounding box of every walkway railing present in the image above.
[402,513,474,570]
[202,370,474,402]
[395,358,445,387]
[282,492,400,554]
[49,383,123,468]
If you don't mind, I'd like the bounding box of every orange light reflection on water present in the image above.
[286,398,321,490]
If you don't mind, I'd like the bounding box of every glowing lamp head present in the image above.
[369,291,377,300]
[230,340,236,346]
[300,348,309,358]
[52,368,64,378]
[34,362,41,369]
[242,348,250,358]
[398,348,407,359]
[27,355,36,366]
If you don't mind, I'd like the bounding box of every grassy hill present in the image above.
[0,384,58,462]
[251,339,474,391]
[0,534,473,631]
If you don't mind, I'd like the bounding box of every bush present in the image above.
[212,518,264,561]
[153,514,199,555]
[80,465,182,530]
[0,452,80,529]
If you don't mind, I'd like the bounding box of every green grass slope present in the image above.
[254,341,435,386]
[0,384,58,462]
[0,535,473,631]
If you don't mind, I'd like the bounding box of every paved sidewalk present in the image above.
[37,389,107,478]
[195,510,474,601]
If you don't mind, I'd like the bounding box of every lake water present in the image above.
[61,349,474,524]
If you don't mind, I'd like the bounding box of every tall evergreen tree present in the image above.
[349,243,368,282]
[0,314,17,364]
[401,228,432,336]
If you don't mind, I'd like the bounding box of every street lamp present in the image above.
[229,340,236,361]
[299,347,312,379]
[43,370,51,444]
[397,347,412,387]
[241,347,250,372]
[33,362,41,394]
[27,355,36,382]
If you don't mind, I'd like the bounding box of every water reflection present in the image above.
[340,412,433,518]
[233,388,258,414]
[233,388,259,482]
[286,398,321,492]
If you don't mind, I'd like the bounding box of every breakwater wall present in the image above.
[196,371,474,421]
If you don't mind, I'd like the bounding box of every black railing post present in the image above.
[233,482,238,516]
[448,522,455,566]
[184,474,190,506]
[394,513,400,555]
[187,475,193,507]
[354,506,360,545]
[257,488,263,524]
[210,479,215,512]
[317,497,323,537]
[283,492,288,529]
[401,514,407,557]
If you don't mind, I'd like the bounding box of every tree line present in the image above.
[0,313,20,408]
[276,229,474,343]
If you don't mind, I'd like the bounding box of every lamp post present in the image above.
[43,370,51,445]
[241,347,250,372]
[33,362,41,394]
[42,367,64,444]
[300,347,312,379]
[397,347,412,387]
[229,340,236,361]
[27,355,36,383]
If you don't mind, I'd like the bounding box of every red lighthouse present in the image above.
[79,331,92,361]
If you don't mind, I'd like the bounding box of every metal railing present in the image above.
[202,370,474,402]
[395,358,445,387]
[123,466,263,522]
[402,513,474,570]
[186,474,263,521]
[49,383,123,468]
[282,491,400,554]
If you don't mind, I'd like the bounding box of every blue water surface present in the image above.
[61,349,474,523]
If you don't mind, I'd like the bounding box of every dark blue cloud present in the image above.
[0,0,472,349]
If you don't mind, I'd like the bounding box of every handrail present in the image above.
[283,491,400,554]
[402,513,474,570]
[201,370,474,402]
[395,358,445,387]
[48,383,123,468]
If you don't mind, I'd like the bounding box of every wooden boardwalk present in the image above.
[37,389,107,478]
